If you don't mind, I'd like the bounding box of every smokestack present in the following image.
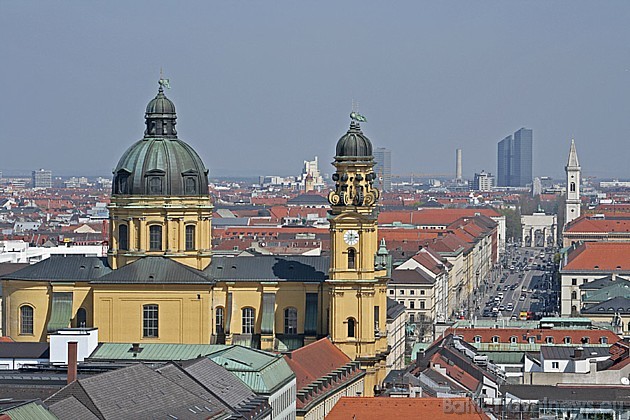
[67,341,78,384]
[456,149,462,180]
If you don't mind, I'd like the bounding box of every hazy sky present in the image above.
[2,1,630,179]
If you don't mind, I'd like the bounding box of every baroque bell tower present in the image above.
[564,138,581,228]
[327,115,390,396]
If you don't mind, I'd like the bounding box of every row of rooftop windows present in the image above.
[475,335,609,345]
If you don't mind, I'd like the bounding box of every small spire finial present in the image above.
[158,68,170,92]
[349,100,367,123]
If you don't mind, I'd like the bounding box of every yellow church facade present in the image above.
[1,81,390,394]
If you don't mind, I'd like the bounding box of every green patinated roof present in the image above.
[47,292,73,333]
[479,351,526,364]
[88,343,295,396]
[88,343,227,361]
[207,346,295,395]
[0,401,58,420]
[411,342,431,360]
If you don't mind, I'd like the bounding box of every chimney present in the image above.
[67,341,78,384]
[573,346,584,359]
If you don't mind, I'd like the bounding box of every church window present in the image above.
[284,307,298,334]
[20,305,33,335]
[119,224,129,251]
[570,182,576,192]
[184,177,197,195]
[347,248,356,269]
[215,307,224,334]
[116,173,129,194]
[374,306,380,331]
[76,308,87,328]
[143,304,159,338]
[347,317,356,338]
[185,225,196,251]
[149,225,162,251]
[242,307,255,334]
[149,176,163,195]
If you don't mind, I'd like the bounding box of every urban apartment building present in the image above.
[496,128,533,187]
[374,147,391,192]
[31,169,52,189]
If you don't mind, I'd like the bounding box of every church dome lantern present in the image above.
[112,79,209,197]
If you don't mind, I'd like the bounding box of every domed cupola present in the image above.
[112,79,209,197]
[145,79,177,138]
[335,120,373,160]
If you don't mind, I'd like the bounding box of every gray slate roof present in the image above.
[0,256,111,282]
[91,257,211,284]
[540,345,609,360]
[46,363,230,419]
[0,342,49,359]
[582,296,630,314]
[48,395,100,420]
[502,384,630,404]
[207,255,329,282]
[580,275,630,290]
[178,357,257,408]
[390,267,435,285]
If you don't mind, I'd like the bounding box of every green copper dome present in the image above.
[112,82,209,196]
[335,121,373,159]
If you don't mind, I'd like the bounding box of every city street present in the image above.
[476,245,558,321]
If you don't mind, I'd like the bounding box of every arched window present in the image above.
[284,307,298,335]
[570,182,576,192]
[143,304,159,337]
[510,336,518,344]
[118,224,129,251]
[149,225,162,251]
[76,308,87,328]
[242,307,255,334]
[20,305,34,335]
[347,317,356,338]
[347,248,356,270]
[215,307,224,334]
[185,225,196,251]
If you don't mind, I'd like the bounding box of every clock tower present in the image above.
[327,117,390,396]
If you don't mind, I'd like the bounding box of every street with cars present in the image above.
[477,244,559,321]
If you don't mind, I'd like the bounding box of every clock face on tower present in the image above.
[343,230,360,245]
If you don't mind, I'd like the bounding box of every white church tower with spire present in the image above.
[565,139,581,227]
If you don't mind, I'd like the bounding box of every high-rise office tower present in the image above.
[496,128,533,187]
[513,128,533,187]
[32,169,52,189]
[374,147,392,192]
[497,136,511,187]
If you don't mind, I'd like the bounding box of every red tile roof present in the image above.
[326,397,490,420]
[430,353,480,392]
[448,327,620,345]
[378,209,500,226]
[285,338,352,390]
[565,216,630,233]
[563,242,630,271]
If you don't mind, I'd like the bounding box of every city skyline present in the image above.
[2,2,630,179]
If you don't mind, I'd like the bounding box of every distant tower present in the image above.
[455,148,462,181]
[374,148,392,192]
[565,139,581,227]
